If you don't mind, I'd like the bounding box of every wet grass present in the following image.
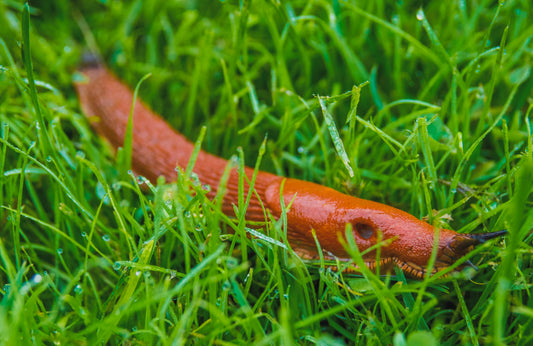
[0,0,532,344]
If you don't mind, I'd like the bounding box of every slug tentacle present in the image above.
[75,63,505,279]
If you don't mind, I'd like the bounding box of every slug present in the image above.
[74,59,505,279]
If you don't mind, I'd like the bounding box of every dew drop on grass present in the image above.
[297,146,305,154]
[476,87,485,99]
[450,188,457,194]
[132,326,138,332]
[230,155,240,166]
[184,211,192,218]
[102,234,110,242]
[20,283,31,295]
[135,270,142,277]
[190,172,200,186]
[226,257,238,269]
[198,243,206,253]
[74,284,83,295]
[201,184,211,192]
[222,281,231,291]
[33,274,43,284]
[57,248,63,255]
[81,232,87,238]
[113,262,121,271]
[416,8,425,20]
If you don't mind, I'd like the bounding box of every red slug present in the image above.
[75,60,505,279]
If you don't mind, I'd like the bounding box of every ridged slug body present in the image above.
[75,62,505,279]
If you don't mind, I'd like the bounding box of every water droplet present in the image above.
[392,14,399,24]
[81,232,87,238]
[135,270,142,277]
[198,243,206,252]
[127,170,132,175]
[222,281,231,291]
[102,234,110,242]
[195,224,202,232]
[74,284,83,295]
[57,248,63,255]
[226,258,238,269]
[201,184,211,192]
[476,87,485,100]
[46,156,52,162]
[189,172,200,186]
[416,8,425,20]
[450,188,457,194]
[184,211,192,218]
[297,146,304,154]
[170,271,177,279]
[113,262,122,270]
[33,274,43,284]
[132,326,138,332]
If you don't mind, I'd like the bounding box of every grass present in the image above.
[0,0,532,344]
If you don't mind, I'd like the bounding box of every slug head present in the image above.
[265,179,506,278]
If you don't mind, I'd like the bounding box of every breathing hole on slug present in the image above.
[354,222,374,239]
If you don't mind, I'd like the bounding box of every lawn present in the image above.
[0,0,532,344]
